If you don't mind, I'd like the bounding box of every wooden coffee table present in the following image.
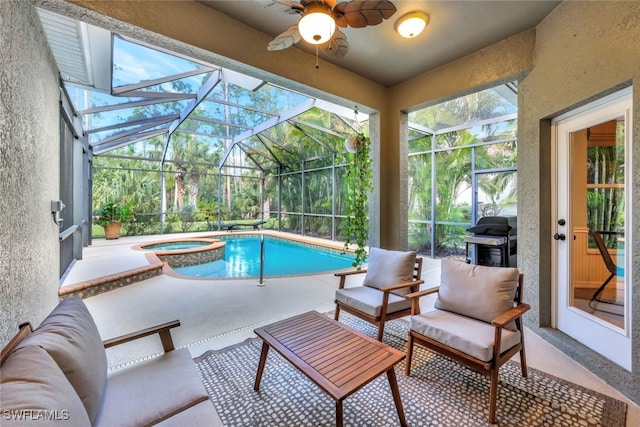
[254,311,407,427]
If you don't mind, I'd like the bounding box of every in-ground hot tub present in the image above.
[134,238,225,268]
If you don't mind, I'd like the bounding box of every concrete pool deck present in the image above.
[63,232,639,425]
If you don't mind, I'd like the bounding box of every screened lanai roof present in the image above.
[38,8,518,175]
[38,8,368,176]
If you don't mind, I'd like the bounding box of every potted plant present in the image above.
[341,133,373,268]
[92,201,135,239]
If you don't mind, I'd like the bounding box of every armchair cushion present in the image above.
[15,296,107,423]
[362,248,417,296]
[435,259,519,329]
[335,286,413,317]
[410,309,521,362]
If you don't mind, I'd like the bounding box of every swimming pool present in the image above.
[173,235,356,278]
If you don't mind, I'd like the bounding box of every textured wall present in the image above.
[518,0,640,400]
[0,0,61,346]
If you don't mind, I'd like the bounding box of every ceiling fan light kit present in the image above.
[268,0,397,60]
[395,11,429,39]
[298,3,336,44]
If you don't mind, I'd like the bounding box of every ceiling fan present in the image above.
[267,0,397,59]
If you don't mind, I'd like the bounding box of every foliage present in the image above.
[178,205,196,233]
[92,201,135,227]
[197,205,219,231]
[408,90,518,257]
[340,133,373,268]
[586,130,625,248]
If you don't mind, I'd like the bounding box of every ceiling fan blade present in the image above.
[332,0,397,28]
[320,30,348,58]
[267,25,302,51]
[272,0,304,14]
[300,0,337,8]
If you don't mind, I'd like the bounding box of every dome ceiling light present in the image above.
[298,3,336,44]
[395,11,429,39]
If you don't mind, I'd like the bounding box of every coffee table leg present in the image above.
[254,341,270,391]
[335,400,343,427]
[387,368,407,427]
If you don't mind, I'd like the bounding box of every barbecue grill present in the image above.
[464,216,517,267]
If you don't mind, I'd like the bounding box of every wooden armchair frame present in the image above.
[405,273,528,424]
[1,319,181,367]
[334,257,424,341]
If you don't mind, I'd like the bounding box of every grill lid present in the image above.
[467,216,516,236]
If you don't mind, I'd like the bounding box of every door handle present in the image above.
[553,233,566,241]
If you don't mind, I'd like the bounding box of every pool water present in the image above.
[173,236,356,278]
[143,241,211,250]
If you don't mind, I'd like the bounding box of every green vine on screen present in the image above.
[342,133,373,269]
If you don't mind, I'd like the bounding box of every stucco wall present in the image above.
[518,0,640,400]
[0,0,61,346]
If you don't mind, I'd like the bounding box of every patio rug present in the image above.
[194,312,627,426]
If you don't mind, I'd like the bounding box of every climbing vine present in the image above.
[342,133,373,268]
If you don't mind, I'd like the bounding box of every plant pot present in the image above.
[104,222,123,240]
[344,136,364,153]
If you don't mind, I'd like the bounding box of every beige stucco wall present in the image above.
[517,0,640,395]
[0,0,61,345]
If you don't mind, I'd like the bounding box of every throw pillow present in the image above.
[362,247,417,296]
[435,259,519,329]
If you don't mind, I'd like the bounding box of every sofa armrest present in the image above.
[103,320,180,353]
[1,322,33,366]
[491,303,530,328]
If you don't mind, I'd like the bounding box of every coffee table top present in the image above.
[254,311,405,401]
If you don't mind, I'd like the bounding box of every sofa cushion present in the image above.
[0,345,91,426]
[362,247,417,296]
[336,286,412,317]
[435,259,519,329]
[94,349,209,427]
[410,309,521,362]
[16,296,107,423]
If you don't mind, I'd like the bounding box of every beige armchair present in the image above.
[404,259,528,424]
[334,247,424,341]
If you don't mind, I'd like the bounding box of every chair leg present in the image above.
[516,320,528,378]
[520,347,528,378]
[376,321,385,341]
[334,305,340,321]
[591,273,615,302]
[405,334,414,376]
[488,368,499,424]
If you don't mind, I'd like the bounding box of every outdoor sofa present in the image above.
[0,296,222,426]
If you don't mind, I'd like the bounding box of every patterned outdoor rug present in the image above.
[195,312,627,426]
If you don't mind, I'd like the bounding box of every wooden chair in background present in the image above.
[334,247,424,341]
